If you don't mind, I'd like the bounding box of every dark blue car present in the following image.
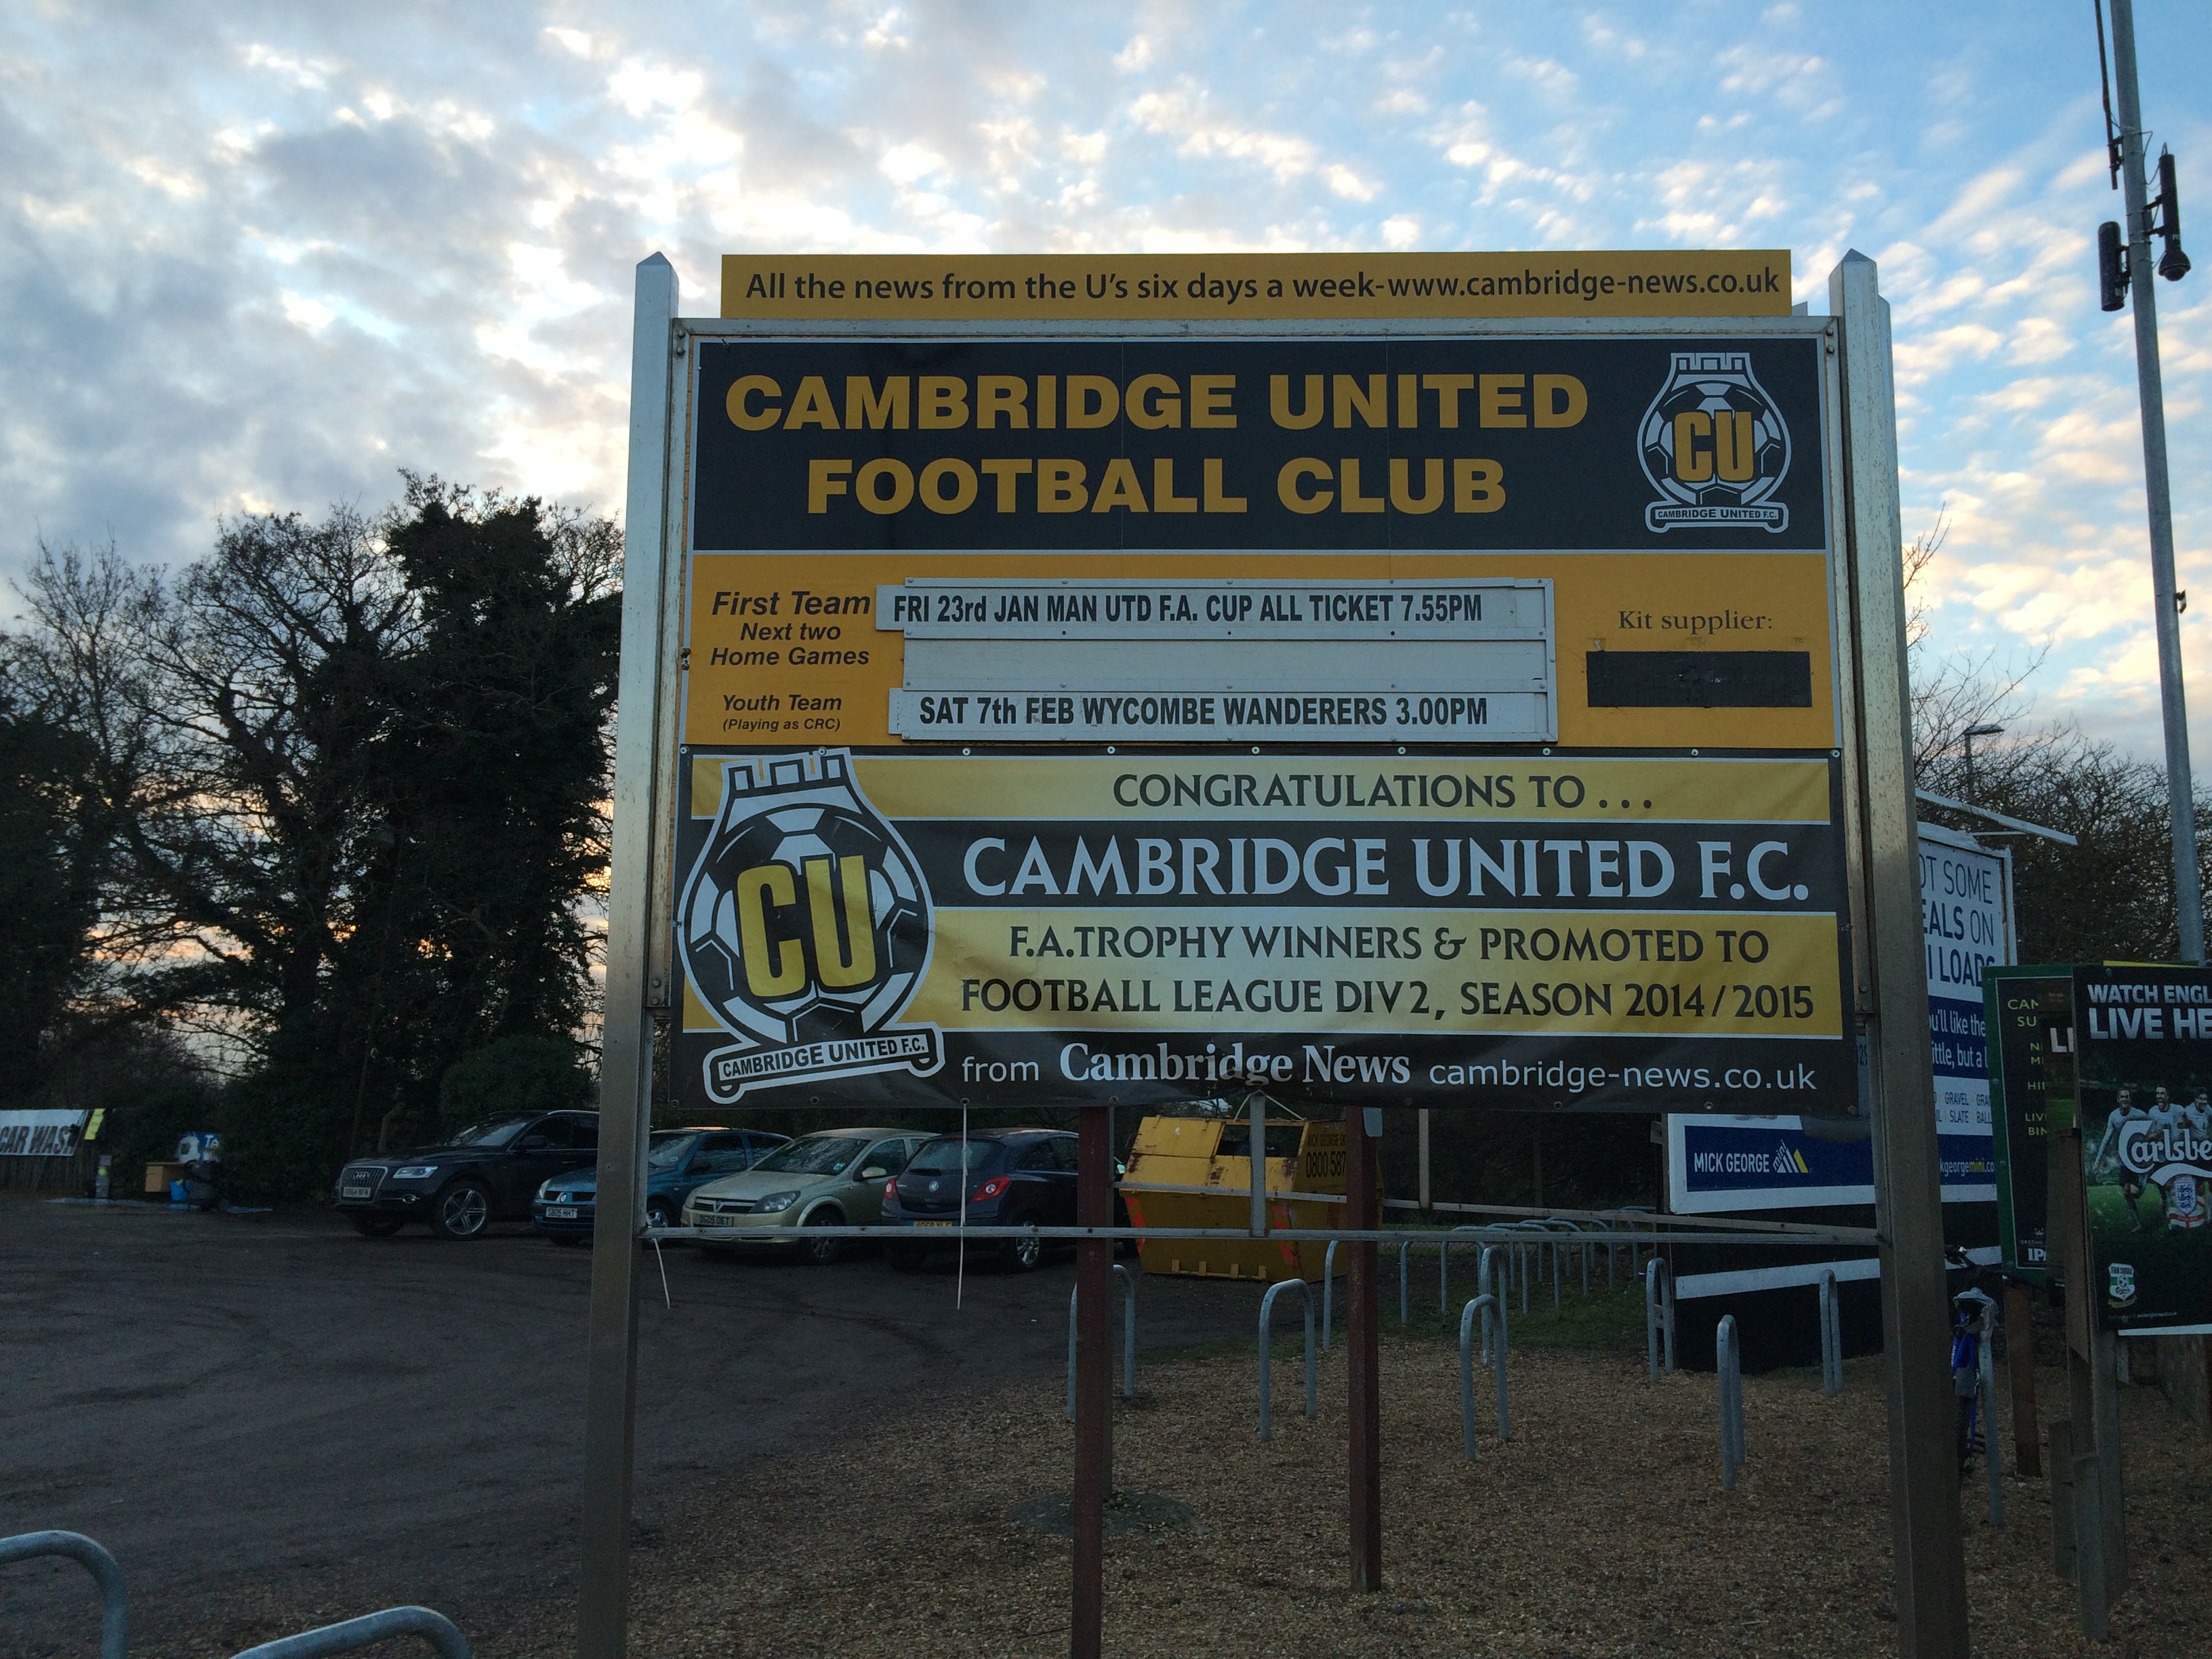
[532,1127,788,1243]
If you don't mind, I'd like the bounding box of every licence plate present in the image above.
[702,1214,737,1227]
[341,1186,373,1200]
[546,1206,578,1220]
[916,1220,955,1228]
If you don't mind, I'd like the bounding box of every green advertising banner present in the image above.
[1986,968,2075,1283]
[2073,963,2212,1334]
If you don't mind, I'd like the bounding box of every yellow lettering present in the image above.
[1389,457,1444,514]
[857,458,914,514]
[918,375,968,429]
[783,375,838,430]
[1204,458,1247,514]
[726,375,781,430]
[1278,458,1333,514]
[1423,373,1474,428]
[1715,410,1755,481]
[980,458,1031,512]
[1189,374,1235,428]
[1153,459,1197,513]
[1673,411,1713,483]
[1454,458,1505,513]
[975,375,1028,430]
[808,459,852,514]
[1090,457,1149,512]
[1126,373,1181,429]
[1270,374,1324,429]
[844,376,909,430]
[1333,373,1387,429]
[1338,457,1385,513]
[1066,375,1120,428]
[1039,459,1088,512]
[805,857,877,988]
[736,864,804,996]
[1479,374,1526,428]
[918,458,978,514]
[1533,373,1586,429]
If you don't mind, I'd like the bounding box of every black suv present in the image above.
[335,1111,598,1240]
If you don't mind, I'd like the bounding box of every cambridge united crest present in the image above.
[680,750,941,1102]
[1638,351,1790,533]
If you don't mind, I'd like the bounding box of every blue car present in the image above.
[532,1127,789,1243]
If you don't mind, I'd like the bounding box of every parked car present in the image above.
[680,1128,926,1265]
[880,1129,1083,1272]
[532,1127,789,1243]
[334,1110,600,1240]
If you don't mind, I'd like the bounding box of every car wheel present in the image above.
[885,1244,927,1271]
[350,1214,404,1238]
[1000,1216,1044,1273]
[645,1197,676,1231]
[800,1208,844,1266]
[430,1180,493,1240]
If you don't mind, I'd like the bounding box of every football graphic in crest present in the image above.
[680,750,941,1102]
[1637,351,1791,533]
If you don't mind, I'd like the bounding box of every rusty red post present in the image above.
[1346,1106,1382,1589]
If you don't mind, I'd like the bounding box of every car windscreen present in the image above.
[902,1139,1006,1178]
[647,1132,699,1170]
[445,1117,534,1148]
[750,1136,867,1176]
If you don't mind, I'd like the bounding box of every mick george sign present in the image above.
[668,255,1855,1113]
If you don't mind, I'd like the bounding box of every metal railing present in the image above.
[228,1607,470,1659]
[1717,1315,1744,1490]
[1476,1246,1509,1364]
[1065,1262,1137,1420]
[1645,1257,1675,1378]
[1818,1269,1843,1397]
[1,1530,127,1659]
[1458,1294,1510,1456]
[1256,1277,1316,1440]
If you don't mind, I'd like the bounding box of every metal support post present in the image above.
[2003,1279,2042,1477]
[1248,1094,1268,1237]
[1832,247,1971,1658]
[2109,0,2203,964]
[1072,1103,1111,1659]
[1718,1315,1745,1490]
[1345,1106,1383,1592]
[1418,1107,1431,1210]
[577,252,679,1659]
[1820,1269,1843,1396]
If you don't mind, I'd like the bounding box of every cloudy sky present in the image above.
[3,1,2207,765]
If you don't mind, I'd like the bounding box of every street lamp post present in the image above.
[1963,723,2004,802]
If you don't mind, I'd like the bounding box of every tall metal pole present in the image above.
[2110,0,2204,964]
[1071,1103,1111,1659]
[577,253,680,1659]
[1830,249,1971,1658]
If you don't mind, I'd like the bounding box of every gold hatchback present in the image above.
[681,1128,926,1265]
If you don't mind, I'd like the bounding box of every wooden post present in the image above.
[1346,1107,1383,1591]
[1071,1102,1111,1659]
[2053,1124,2125,1635]
[2003,1280,2042,1478]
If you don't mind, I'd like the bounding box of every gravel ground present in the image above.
[480,1326,2211,1659]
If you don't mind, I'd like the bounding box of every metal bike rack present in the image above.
[1256,1277,1316,1440]
[1818,1269,1843,1397]
[228,1607,470,1659]
[1645,1256,1676,1378]
[1,1530,128,1659]
[1717,1314,1745,1490]
[1476,1246,1509,1364]
[1321,1240,1338,1350]
[1439,1224,1485,1313]
[1065,1262,1138,1419]
[1397,1237,1412,1326]
[1458,1294,1511,1457]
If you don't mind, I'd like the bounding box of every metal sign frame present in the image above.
[578,250,1969,1659]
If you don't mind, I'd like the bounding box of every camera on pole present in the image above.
[2153,149,2190,283]
[2098,221,2129,310]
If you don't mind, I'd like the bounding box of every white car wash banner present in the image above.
[1669,823,2011,1212]
[0,1109,89,1156]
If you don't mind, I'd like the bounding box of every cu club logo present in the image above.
[1637,350,1791,533]
[680,750,940,1102]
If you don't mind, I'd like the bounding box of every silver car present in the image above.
[680,1128,926,1264]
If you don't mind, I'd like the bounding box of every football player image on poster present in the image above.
[2073,964,2212,1334]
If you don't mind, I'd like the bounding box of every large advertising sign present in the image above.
[672,272,1852,1112]
[1667,825,2011,1211]
[1987,968,2076,1282]
[2074,964,2212,1334]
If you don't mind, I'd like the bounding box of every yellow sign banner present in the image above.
[721,251,1793,322]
